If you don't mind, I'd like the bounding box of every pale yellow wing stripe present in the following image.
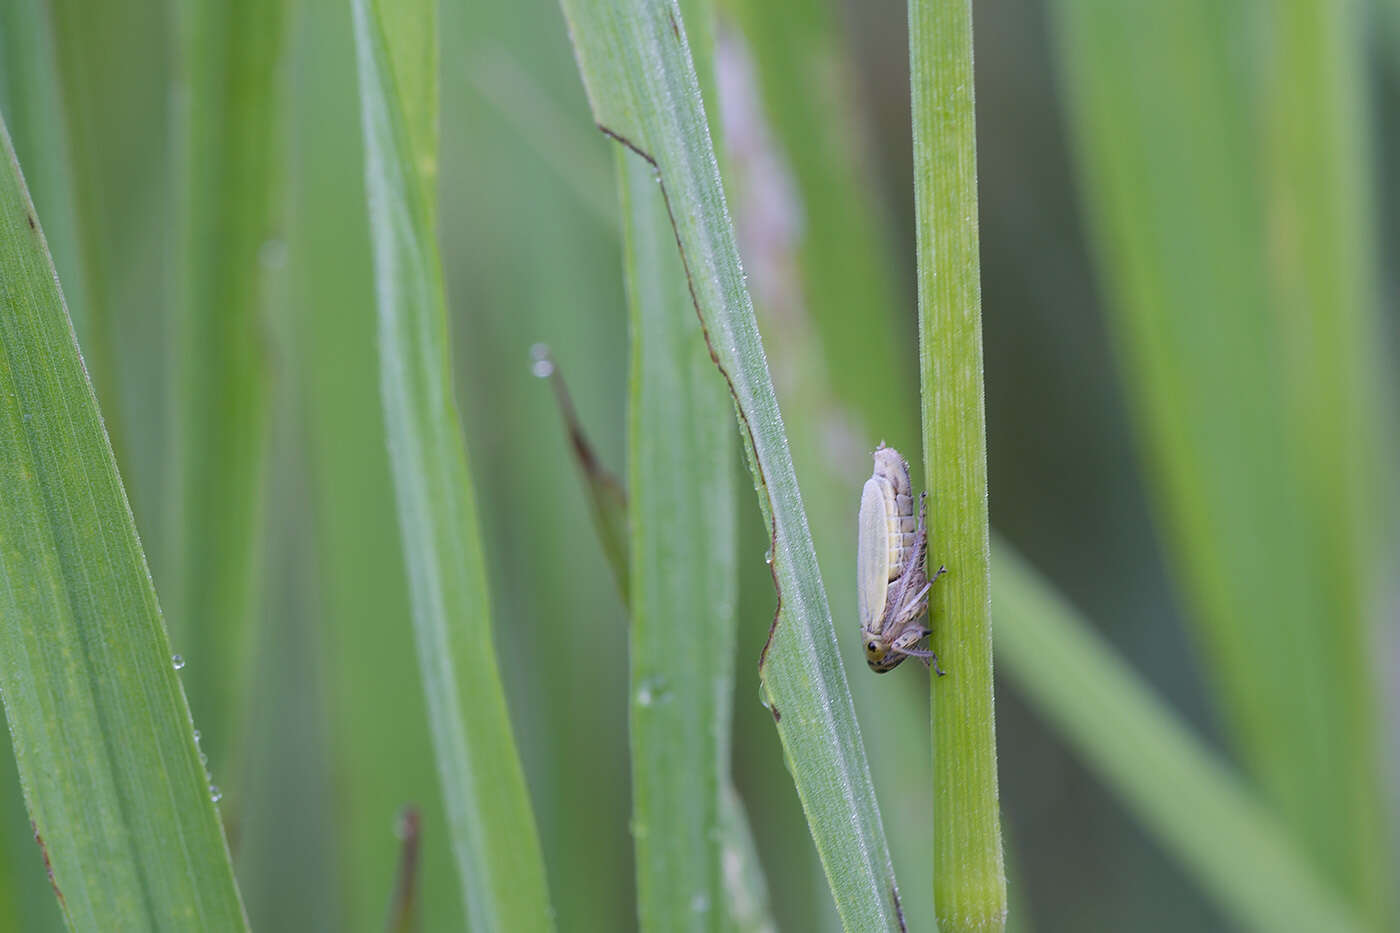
[857,475,892,629]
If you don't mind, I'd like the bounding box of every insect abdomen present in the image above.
[872,446,916,582]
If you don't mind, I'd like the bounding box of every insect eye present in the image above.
[866,641,879,653]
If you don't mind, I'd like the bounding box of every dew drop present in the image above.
[171,654,185,671]
[192,729,202,743]
[209,785,222,803]
[763,549,773,565]
[636,676,672,708]
[529,343,555,378]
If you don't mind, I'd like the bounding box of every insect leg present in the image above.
[891,643,945,677]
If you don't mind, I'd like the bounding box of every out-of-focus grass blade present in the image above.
[349,0,554,929]
[169,0,289,781]
[557,2,905,928]
[0,114,247,931]
[289,0,460,926]
[909,0,1005,929]
[620,143,740,930]
[1258,7,1396,920]
[1049,2,1395,922]
[994,542,1363,933]
[29,0,126,462]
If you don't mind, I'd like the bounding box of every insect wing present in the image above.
[857,474,891,632]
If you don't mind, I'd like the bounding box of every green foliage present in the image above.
[908,0,1005,928]
[349,0,553,927]
[1049,1,1396,924]
[0,0,1392,930]
[0,114,247,931]
[558,1,910,928]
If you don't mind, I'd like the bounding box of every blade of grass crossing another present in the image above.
[349,0,554,929]
[557,1,906,928]
[0,114,248,930]
[908,0,1006,929]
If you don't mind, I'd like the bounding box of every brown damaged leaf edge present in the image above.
[31,822,65,909]
[596,124,786,677]
[892,885,906,933]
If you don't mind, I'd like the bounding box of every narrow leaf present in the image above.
[621,145,738,930]
[349,0,554,928]
[0,113,247,931]
[169,0,290,779]
[909,0,1006,928]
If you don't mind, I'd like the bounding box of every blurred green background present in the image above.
[0,0,1395,930]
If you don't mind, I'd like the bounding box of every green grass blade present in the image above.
[909,1,1006,929]
[993,542,1363,933]
[558,2,905,928]
[0,113,247,931]
[169,0,289,781]
[620,145,740,931]
[32,0,129,465]
[289,0,460,926]
[349,1,554,928]
[1258,6,1395,921]
[1048,3,1396,921]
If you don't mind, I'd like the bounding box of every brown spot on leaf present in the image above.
[31,822,65,908]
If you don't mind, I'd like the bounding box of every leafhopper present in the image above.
[858,445,945,674]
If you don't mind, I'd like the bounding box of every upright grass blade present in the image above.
[620,146,739,930]
[1049,3,1395,922]
[0,114,247,931]
[558,2,904,928]
[618,4,750,925]
[1259,6,1395,921]
[349,0,553,929]
[908,1,1006,929]
[32,0,128,464]
[993,543,1363,933]
[169,0,289,781]
[290,0,459,927]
